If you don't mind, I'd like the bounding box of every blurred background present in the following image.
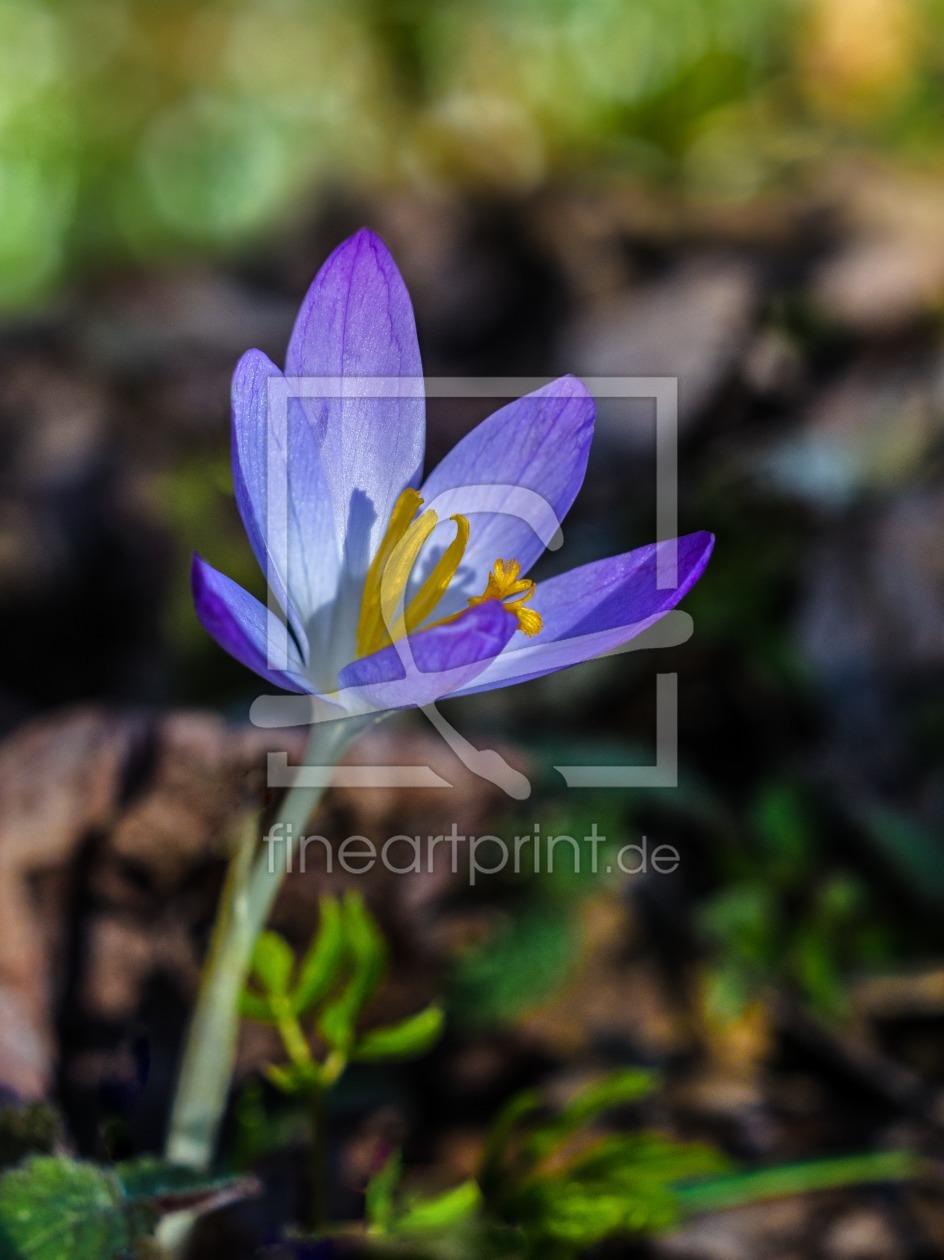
[2,0,944,1255]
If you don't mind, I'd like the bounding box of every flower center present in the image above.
[466,557,543,638]
[355,488,543,658]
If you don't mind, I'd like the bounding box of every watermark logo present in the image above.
[251,376,687,799]
[262,821,680,886]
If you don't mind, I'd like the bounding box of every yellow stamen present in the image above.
[356,488,427,657]
[356,495,542,658]
[355,489,472,657]
[402,514,470,634]
[377,509,440,645]
[467,558,543,637]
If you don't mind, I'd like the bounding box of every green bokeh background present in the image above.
[2,0,942,307]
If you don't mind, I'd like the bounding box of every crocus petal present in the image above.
[285,229,425,579]
[335,602,518,713]
[231,349,340,641]
[414,377,595,616]
[192,553,312,694]
[452,532,714,696]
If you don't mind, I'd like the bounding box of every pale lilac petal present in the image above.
[414,377,594,616]
[192,553,312,694]
[452,532,714,695]
[335,602,517,712]
[231,349,340,638]
[285,229,425,579]
[231,350,284,606]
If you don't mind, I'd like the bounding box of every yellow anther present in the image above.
[467,558,543,637]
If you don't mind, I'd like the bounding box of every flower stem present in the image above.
[165,720,352,1170]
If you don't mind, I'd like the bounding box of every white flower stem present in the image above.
[165,719,352,1170]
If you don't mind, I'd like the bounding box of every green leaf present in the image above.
[525,1070,656,1162]
[480,1078,731,1252]
[787,926,845,1017]
[566,1133,729,1188]
[451,903,579,1028]
[479,1088,542,1192]
[250,931,295,996]
[263,1063,318,1095]
[0,1157,136,1260]
[394,1179,481,1234]
[702,959,758,1023]
[752,783,813,886]
[365,1150,402,1234]
[115,1158,251,1211]
[0,1154,257,1260]
[342,892,387,983]
[855,803,944,907]
[317,893,387,1052]
[238,991,276,1023]
[699,884,777,966]
[674,1150,918,1217]
[508,1134,728,1246]
[292,896,345,1015]
[557,1070,656,1125]
[352,1005,444,1062]
[519,1174,680,1243]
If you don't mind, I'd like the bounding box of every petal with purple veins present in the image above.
[285,229,425,580]
[335,601,518,713]
[192,553,312,694]
[231,349,340,636]
[414,376,594,616]
[451,532,714,696]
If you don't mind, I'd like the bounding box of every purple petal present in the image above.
[231,349,340,636]
[192,553,312,694]
[285,229,425,578]
[414,377,594,616]
[452,532,714,695]
[335,602,517,712]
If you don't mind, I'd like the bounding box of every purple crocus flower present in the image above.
[193,230,713,720]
